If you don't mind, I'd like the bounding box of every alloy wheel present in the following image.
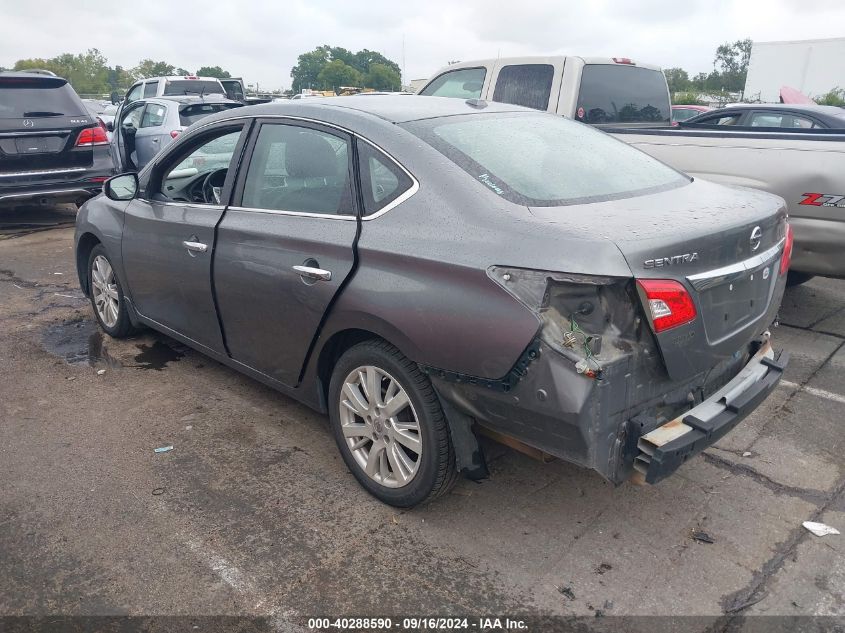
[91,255,119,328]
[339,365,422,488]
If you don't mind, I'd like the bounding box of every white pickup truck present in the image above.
[420,57,845,281]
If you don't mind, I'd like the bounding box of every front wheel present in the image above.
[88,244,136,338]
[328,340,457,507]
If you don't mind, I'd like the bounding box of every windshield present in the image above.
[164,80,225,97]
[0,78,85,119]
[576,65,670,126]
[402,112,688,206]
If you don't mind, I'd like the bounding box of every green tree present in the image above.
[14,48,110,94]
[365,63,401,91]
[196,65,231,78]
[815,88,845,106]
[317,60,362,92]
[353,49,401,77]
[673,92,705,105]
[291,46,332,93]
[712,38,752,93]
[663,67,690,94]
[132,59,176,80]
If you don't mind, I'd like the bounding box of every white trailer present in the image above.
[744,37,845,103]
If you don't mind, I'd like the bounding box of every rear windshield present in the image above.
[164,80,225,97]
[0,78,85,119]
[402,112,687,207]
[179,103,240,126]
[576,65,670,126]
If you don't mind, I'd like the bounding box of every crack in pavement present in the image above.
[702,452,830,504]
[779,320,845,341]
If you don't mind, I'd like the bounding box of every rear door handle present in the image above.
[292,265,332,281]
[183,240,208,253]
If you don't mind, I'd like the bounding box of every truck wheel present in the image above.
[88,244,135,338]
[328,340,457,507]
[786,271,815,287]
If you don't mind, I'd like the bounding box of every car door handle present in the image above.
[292,265,332,281]
[183,240,208,253]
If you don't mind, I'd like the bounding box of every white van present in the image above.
[418,56,672,127]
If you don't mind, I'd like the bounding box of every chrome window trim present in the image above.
[0,166,87,178]
[226,205,357,221]
[686,239,784,291]
[175,113,420,220]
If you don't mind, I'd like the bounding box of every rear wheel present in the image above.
[88,244,135,338]
[328,340,457,507]
[786,271,815,287]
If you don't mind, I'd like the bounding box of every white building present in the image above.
[744,37,845,103]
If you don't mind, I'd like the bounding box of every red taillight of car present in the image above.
[637,279,697,333]
[170,130,181,139]
[780,223,794,276]
[613,57,635,65]
[75,126,109,147]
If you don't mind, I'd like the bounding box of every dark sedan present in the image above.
[75,96,790,506]
[682,103,845,130]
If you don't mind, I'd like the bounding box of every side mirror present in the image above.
[106,121,114,132]
[103,173,138,201]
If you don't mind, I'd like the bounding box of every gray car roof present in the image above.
[224,95,529,124]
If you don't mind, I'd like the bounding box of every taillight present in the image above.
[76,126,109,147]
[613,57,635,65]
[780,223,794,276]
[637,279,697,333]
[170,130,181,139]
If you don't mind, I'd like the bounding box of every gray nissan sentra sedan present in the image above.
[74,96,791,507]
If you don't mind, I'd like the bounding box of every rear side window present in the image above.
[143,81,158,98]
[576,65,670,125]
[241,124,353,216]
[358,142,414,216]
[419,68,486,99]
[164,80,225,97]
[492,64,554,111]
[179,103,240,126]
[141,104,167,128]
[0,77,85,119]
[749,112,817,129]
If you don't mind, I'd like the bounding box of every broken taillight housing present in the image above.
[780,223,793,276]
[636,279,697,333]
[488,266,647,376]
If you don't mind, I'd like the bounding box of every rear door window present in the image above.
[492,64,554,111]
[357,142,414,216]
[419,68,486,99]
[141,104,167,128]
[749,111,817,129]
[0,77,85,118]
[576,64,670,125]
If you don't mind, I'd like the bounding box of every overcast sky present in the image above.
[2,0,844,90]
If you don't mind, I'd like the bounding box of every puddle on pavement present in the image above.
[134,340,185,370]
[43,318,185,370]
[42,318,122,367]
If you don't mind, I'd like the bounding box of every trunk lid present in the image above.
[0,75,95,180]
[529,179,788,380]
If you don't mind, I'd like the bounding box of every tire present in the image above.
[786,271,815,287]
[328,339,457,507]
[87,244,136,338]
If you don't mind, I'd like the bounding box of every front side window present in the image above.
[419,68,486,99]
[492,64,554,111]
[696,113,742,126]
[158,128,244,203]
[672,108,701,122]
[241,124,353,216]
[358,142,414,216]
[143,81,158,98]
[120,102,145,129]
[125,83,143,103]
[576,65,670,125]
[140,104,167,128]
[403,112,687,207]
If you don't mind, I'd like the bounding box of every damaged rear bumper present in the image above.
[633,340,787,484]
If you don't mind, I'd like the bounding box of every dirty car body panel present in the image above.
[75,96,789,490]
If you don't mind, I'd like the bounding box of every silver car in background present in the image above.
[111,95,242,171]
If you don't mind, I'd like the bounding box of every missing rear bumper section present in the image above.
[633,341,787,484]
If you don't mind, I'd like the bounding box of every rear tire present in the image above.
[786,271,815,287]
[87,244,136,338]
[328,339,457,507]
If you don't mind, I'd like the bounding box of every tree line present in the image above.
[1,46,403,96]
